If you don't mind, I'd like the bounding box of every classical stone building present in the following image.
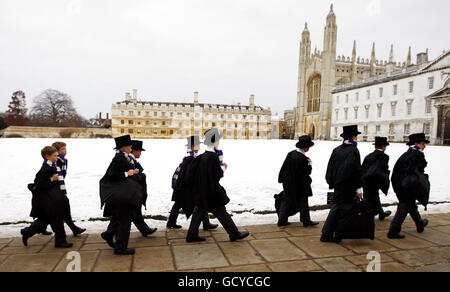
[331,50,450,144]
[111,90,272,140]
[295,5,406,139]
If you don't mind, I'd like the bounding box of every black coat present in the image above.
[362,150,390,195]
[326,144,363,203]
[278,150,313,212]
[192,151,230,211]
[99,153,143,217]
[391,149,430,205]
[171,156,196,218]
[29,164,70,221]
[131,160,148,207]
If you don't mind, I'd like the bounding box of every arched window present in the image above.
[307,75,321,112]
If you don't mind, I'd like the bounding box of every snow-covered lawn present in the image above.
[1,138,449,238]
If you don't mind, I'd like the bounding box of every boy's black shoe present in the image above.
[203,224,219,231]
[379,211,392,221]
[387,232,406,239]
[55,242,74,248]
[21,229,30,247]
[41,230,53,236]
[320,234,341,243]
[417,219,429,233]
[114,248,135,255]
[303,221,319,227]
[167,223,182,229]
[229,231,250,242]
[186,236,206,243]
[277,222,291,227]
[101,232,115,248]
[142,228,158,237]
[73,228,86,237]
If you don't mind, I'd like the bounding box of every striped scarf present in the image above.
[57,154,67,177]
[343,139,358,146]
[116,150,135,170]
[214,147,224,166]
[410,146,422,151]
[44,159,67,195]
[172,151,197,184]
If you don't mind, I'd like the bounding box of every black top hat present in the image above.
[186,136,201,148]
[407,133,430,146]
[373,136,390,146]
[132,140,146,151]
[296,135,315,149]
[204,128,223,145]
[114,135,133,150]
[340,125,361,138]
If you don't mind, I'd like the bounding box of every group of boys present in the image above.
[22,125,431,254]
[277,125,430,243]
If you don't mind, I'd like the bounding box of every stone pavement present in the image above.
[0,213,449,272]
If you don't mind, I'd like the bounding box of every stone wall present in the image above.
[0,126,112,138]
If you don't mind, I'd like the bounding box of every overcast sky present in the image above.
[1,0,449,118]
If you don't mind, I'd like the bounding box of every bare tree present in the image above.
[29,89,87,127]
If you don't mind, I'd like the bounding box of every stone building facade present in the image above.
[111,90,272,140]
[331,50,450,144]
[295,5,406,140]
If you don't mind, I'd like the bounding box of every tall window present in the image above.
[345,95,349,103]
[404,123,411,135]
[367,90,371,100]
[391,102,397,117]
[377,104,383,118]
[409,81,414,93]
[354,107,359,119]
[389,124,395,135]
[344,108,348,121]
[393,85,398,96]
[423,123,431,135]
[365,106,370,119]
[356,92,359,102]
[428,77,434,89]
[307,75,321,112]
[364,125,368,135]
[335,109,339,121]
[426,99,432,114]
[379,88,384,98]
[407,101,413,115]
[376,125,381,134]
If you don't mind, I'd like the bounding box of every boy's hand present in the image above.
[51,174,59,181]
[127,170,135,177]
[357,193,363,199]
[223,163,228,170]
[134,169,140,174]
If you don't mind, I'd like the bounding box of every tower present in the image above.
[370,42,376,76]
[319,4,337,139]
[351,40,357,82]
[296,22,311,137]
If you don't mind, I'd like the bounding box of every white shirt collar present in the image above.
[206,145,216,153]
[296,148,306,155]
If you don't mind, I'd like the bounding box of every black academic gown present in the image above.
[29,164,69,221]
[391,149,430,206]
[99,153,143,217]
[362,150,390,195]
[131,160,148,207]
[278,150,313,214]
[171,156,196,219]
[325,144,363,204]
[192,151,230,212]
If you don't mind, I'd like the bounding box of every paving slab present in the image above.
[284,225,323,237]
[8,236,52,247]
[172,243,229,270]
[215,264,271,272]
[167,229,210,239]
[415,263,450,272]
[388,249,447,267]
[218,241,265,266]
[345,253,394,266]
[53,251,99,272]
[342,239,398,254]
[0,238,13,245]
[245,225,282,233]
[425,246,450,259]
[314,257,362,272]
[85,234,107,244]
[0,253,63,272]
[93,250,132,272]
[376,262,415,272]
[130,231,166,239]
[377,234,436,250]
[403,228,450,246]
[0,245,42,255]
[80,243,112,251]
[0,255,8,264]
[250,238,308,262]
[430,225,450,235]
[40,241,82,253]
[169,237,215,246]
[133,246,175,272]
[268,260,323,272]
[128,237,168,248]
[252,232,289,240]
[212,233,255,242]
[289,236,354,258]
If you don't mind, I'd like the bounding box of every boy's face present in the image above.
[45,152,58,163]
[132,150,142,158]
[121,145,132,154]
[191,145,200,153]
[416,142,426,151]
[302,147,310,153]
[58,146,67,157]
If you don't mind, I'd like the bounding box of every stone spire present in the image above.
[406,46,412,67]
[389,44,394,63]
[351,40,357,82]
[326,4,336,27]
[370,42,376,76]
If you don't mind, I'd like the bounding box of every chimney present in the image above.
[250,94,255,106]
[99,112,102,121]
[125,92,131,101]
[133,89,138,100]
[106,113,109,120]
[416,52,428,66]
[194,91,199,104]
